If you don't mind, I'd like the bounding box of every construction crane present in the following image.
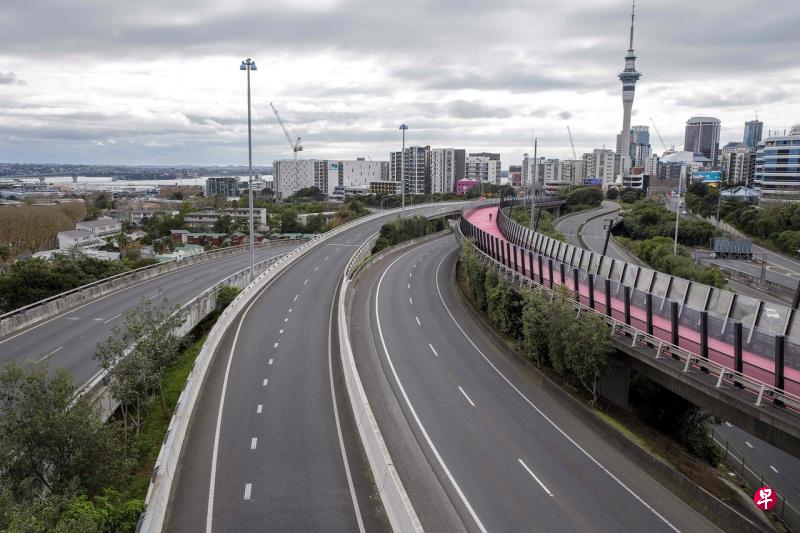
[566,126,578,160]
[270,102,303,159]
[649,117,674,154]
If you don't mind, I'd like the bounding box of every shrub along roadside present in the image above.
[372,215,446,254]
[458,241,719,461]
[615,235,726,288]
[0,285,241,532]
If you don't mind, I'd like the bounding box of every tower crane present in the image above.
[566,126,578,160]
[649,117,674,154]
[270,102,303,159]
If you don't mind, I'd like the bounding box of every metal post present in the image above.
[530,138,538,230]
[671,301,679,346]
[588,274,595,309]
[793,280,800,310]
[548,259,554,289]
[734,321,743,388]
[506,242,512,268]
[538,255,544,285]
[775,335,785,406]
[673,164,684,255]
[624,286,631,325]
[700,310,709,360]
[528,251,534,279]
[605,278,612,316]
[646,293,653,335]
[602,219,613,257]
[513,245,519,272]
[573,268,579,298]
[242,59,256,280]
[560,263,566,285]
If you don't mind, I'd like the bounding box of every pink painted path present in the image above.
[464,205,800,397]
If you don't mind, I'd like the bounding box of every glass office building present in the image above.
[754,124,800,199]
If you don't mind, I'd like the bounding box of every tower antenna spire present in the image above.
[629,0,636,51]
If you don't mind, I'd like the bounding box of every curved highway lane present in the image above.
[0,242,300,385]
[164,206,462,532]
[361,234,719,532]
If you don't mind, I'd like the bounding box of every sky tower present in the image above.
[617,1,641,176]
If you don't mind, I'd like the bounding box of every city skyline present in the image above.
[1,0,799,166]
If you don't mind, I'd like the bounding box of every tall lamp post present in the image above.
[529,137,538,230]
[399,124,408,218]
[240,58,257,280]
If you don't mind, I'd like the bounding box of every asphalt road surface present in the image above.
[164,205,459,533]
[356,234,720,532]
[560,203,800,515]
[0,242,300,385]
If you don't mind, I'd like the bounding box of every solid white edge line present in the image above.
[429,343,438,357]
[415,316,421,326]
[458,386,476,408]
[518,458,553,497]
[745,441,753,448]
[433,246,680,533]
[770,465,779,473]
[376,247,489,533]
[328,274,366,533]
[103,312,121,324]
[36,345,64,363]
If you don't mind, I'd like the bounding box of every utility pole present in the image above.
[240,58,257,280]
[399,124,408,218]
[673,163,684,255]
[530,137,538,230]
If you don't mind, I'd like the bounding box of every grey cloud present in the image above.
[0,71,22,85]
[557,111,573,120]
[445,100,512,119]
[672,89,795,109]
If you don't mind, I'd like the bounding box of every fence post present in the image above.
[513,245,519,272]
[506,242,512,268]
[560,263,566,285]
[605,279,612,316]
[734,321,743,388]
[624,286,631,325]
[573,268,580,300]
[538,255,544,285]
[588,273,595,310]
[528,251,534,279]
[775,335,785,406]
[671,301,679,347]
[700,310,709,360]
[548,259,554,289]
[646,293,653,335]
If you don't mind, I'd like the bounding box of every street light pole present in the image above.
[240,58,257,280]
[673,163,684,255]
[399,124,408,218]
[530,137,538,230]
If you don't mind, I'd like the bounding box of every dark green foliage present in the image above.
[619,188,644,204]
[372,215,444,253]
[521,291,551,366]
[630,373,720,465]
[565,186,603,211]
[216,285,241,310]
[617,236,725,287]
[508,206,565,241]
[304,213,327,233]
[0,255,131,313]
[461,242,488,311]
[287,186,325,202]
[487,277,522,337]
[606,188,619,200]
[615,200,717,247]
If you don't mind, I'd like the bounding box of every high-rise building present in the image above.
[522,153,544,188]
[721,147,755,185]
[205,176,240,198]
[683,117,721,167]
[629,125,651,167]
[508,165,522,188]
[754,123,800,200]
[390,146,431,194]
[616,1,642,176]
[274,158,384,198]
[468,152,501,184]
[743,119,764,150]
[586,149,616,184]
[429,148,457,194]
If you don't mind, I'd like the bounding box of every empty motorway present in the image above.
[0,242,300,385]
[349,234,719,532]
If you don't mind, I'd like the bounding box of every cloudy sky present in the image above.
[1,0,799,168]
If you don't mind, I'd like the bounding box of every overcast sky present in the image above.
[1,0,799,168]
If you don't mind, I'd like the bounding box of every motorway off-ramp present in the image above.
[0,242,299,385]
[349,234,719,532]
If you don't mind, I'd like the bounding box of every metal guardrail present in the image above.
[456,213,800,415]
[137,202,465,533]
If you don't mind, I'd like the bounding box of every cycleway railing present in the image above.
[459,203,800,414]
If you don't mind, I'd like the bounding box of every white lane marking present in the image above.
[518,459,553,497]
[328,274,366,532]
[725,422,732,428]
[409,272,412,278]
[66,317,80,321]
[103,313,121,324]
[273,342,279,348]
[745,441,753,449]
[93,318,103,321]
[243,483,252,501]
[314,265,319,271]
[288,308,293,313]
[279,329,284,334]
[284,317,288,322]
[209,268,218,273]
[324,256,330,261]
[376,252,488,533]
[409,297,413,304]
[415,316,421,326]
[304,278,309,285]
[182,278,195,285]
[408,283,411,290]
[263,378,269,387]
[429,343,438,357]
[458,386,476,407]
[294,294,299,302]
[250,438,258,450]
[36,345,63,363]
[257,404,263,413]
[413,264,417,269]
[432,247,680,532]
[268,358,274,365]
[770,465,779,473]
[148,293,161,300]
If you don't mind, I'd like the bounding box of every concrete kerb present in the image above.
[0,238,306,339]
[137,203,462,533]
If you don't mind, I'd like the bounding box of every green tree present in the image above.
[563,313,612,403]
[305,213,327,233]
[606,188,619,200]
[216,285,241,310]
[0,363,131,500]
[212,214,234,234]
[521,290,552,366]
[487,277,522,337]
[93,194,109,210]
